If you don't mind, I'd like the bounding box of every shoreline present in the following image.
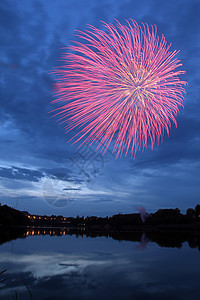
[1,223,200,233]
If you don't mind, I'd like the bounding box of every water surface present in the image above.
[0,230,199,299]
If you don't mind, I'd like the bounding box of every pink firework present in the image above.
[52,20,187,158]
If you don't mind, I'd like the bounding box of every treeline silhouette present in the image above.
[0,202,200,250]
[0,204,30,226]
[65,206,200,229]
[0,203,200,229]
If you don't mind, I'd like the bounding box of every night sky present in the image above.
[0,0,200,217]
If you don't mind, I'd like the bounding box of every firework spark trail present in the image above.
[52,19,187,158]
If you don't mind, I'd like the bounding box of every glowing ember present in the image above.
[52,20,187,158]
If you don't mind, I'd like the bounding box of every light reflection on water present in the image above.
[0,232,199,300]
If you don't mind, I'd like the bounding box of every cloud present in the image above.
[63,188,81,191]
[0,166,43,182]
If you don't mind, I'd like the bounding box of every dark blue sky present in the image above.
[0,0,200,216]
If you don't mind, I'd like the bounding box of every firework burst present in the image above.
[52,19,187,158]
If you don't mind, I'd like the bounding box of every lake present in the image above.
[0,229,200,300]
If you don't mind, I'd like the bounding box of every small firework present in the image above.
[52,20,187,158]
